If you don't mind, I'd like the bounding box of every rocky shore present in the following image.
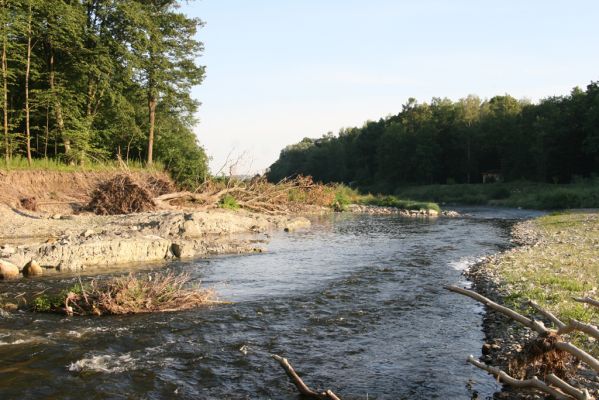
[347,203,460,217]
[0,204,311,279]
[464,217,599,400]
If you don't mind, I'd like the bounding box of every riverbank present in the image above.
[465,210,599,399]
[0,204,311,280]
[394,181,599,210]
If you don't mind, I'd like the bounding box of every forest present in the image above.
[0,0,208,188]
[267,82,599,192]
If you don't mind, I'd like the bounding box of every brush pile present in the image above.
[154,175,337,214]
[87,174,157,215]
[34,271,217,316]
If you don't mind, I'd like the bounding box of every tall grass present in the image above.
[0,156,165,173]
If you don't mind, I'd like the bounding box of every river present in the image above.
[0,208,542,399]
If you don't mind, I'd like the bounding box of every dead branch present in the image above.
[467,356,587,400]
[272,355,341,400]
[446,285,549,334]
[446,286,599,373]
[529,300,566,330]
[573,297,599,309]
[558,319,599,341]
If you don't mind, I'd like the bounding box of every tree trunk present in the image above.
[44,105,49,158]
[147,94,156,165]
[1,4,8,165]
[48,45,70,155]
[24,1,32,166]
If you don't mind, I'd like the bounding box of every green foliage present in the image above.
[393,179,599,210]
[267,83,599,198]
[359,195,440,212]
[219,194,239,210]
[0,1,208,186]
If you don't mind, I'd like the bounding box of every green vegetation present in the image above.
[359,195,440,212]
[219,194,240,210]
[0,1,208,189]
[268,84,599,209]
[394,179,599,209]
[32,272,216,315]
[489,212,599,350]
[33,283,85,312]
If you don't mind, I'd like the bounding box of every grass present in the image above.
[394,179,599,210]
[219,194,240,210]
[486,211,599,351]
[0,155,165,173]
[33,271,217,316]
[358,194,441,212]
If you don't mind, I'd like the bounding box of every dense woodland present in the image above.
[0,0,208,187]
[268,83,599,191]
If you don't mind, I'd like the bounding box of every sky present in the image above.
[181,0,599,175]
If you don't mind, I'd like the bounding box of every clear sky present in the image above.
[181,0,599,175]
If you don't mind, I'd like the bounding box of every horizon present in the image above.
[182,0,599,175]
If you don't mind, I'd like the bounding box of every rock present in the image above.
[283,217,311,232]
[51,214,62,220]
[0,260,19,280]
[57,260,84,272]
[1,303,17,312]
[171,242,195,259]
[427,209,439,217]
[23,260,43,277]
[0,244,16,257]
[82,229,95,238]
[181,220,202,238]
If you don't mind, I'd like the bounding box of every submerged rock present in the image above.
[23,259,43,277]
[0,260,19,280]
[283,217,311,232]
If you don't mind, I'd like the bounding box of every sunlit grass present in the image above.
[0,156,165,173]
[489,211,599,351]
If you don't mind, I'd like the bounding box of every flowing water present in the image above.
[0,208,542,399]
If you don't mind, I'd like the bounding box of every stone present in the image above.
[82,229,95,238]
[0,244,16,257]
[0,260,19,280]
[51,214,62,220]
[282,217,311,232]
[181,220,202,238]
[171,242,195,259]
[427,209,439,217]
[23,260,43,277]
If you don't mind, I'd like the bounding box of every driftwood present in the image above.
[468,356,591,400]
[446,285,598,399]
[272,355,341,400]
[574,297,599,309]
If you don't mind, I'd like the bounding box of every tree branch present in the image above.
[272,355,341,400]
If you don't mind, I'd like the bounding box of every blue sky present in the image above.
[181,0,599,174]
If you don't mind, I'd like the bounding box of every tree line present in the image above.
[267,82,599,190]
[0,0,208,187]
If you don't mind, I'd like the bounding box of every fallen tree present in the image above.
[446,285,598,400]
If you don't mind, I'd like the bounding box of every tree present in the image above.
[124,0,205,165]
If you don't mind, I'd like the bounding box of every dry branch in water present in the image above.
[446,285,599,399]
[272,355,341,400]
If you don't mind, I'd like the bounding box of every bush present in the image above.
[219,194,239,210]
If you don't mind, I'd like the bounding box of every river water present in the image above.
[0,208,541,399]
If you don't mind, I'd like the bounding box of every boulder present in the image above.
[181,220,202,238]
[0,260,19,280]
[23,260,43,277]
[283,217,311,232]
[171,242,195,259]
